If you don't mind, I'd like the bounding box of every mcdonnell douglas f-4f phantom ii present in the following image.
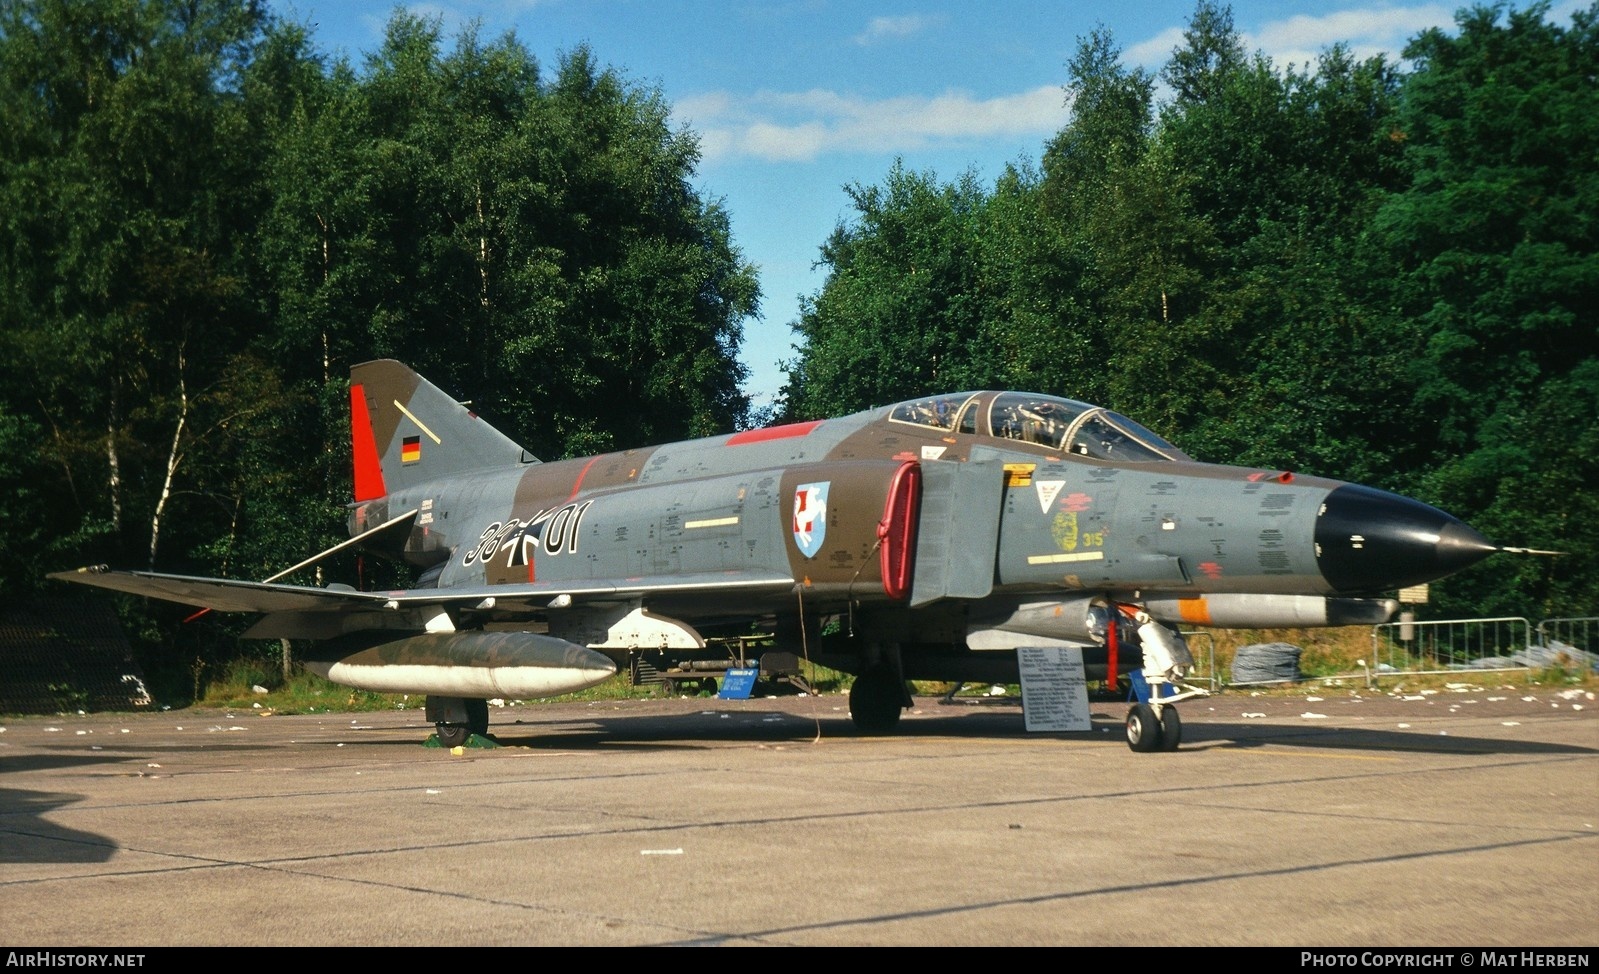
[53,359,1508,751]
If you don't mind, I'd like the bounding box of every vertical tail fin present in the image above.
[349,360,535,500]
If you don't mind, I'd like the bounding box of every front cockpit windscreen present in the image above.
[986,393,1188,461]
[889,394,979,432]
[888,392,1187,462]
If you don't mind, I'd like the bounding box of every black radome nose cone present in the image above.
[1315,484,1497,593]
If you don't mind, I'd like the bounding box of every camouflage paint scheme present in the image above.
[53,360,1499,747]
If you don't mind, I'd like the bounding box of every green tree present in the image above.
[1161,0,1245,105]
[978,162,1092,399]
[1173,46,1410,482]
[784,164,999,418]
[1035,24,1160,410]
[0,402,50,593]
[243,22,380,578]
[282,17,759,459]
[1089,5,1411,476]
[502,46,758,454]
[1,4,764,675]
[1374,1,1599,615]
[0,0,277,579]
[1042,24,1156,215]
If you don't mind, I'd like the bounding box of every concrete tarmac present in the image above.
[2,684,1596,947]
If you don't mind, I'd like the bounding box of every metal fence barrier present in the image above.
[1181,630,1218,692]
[1368,615,1597,687]
[1537,617,1598,661]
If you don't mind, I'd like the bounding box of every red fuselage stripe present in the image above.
[725,420,822,445]
[568,455,600,501]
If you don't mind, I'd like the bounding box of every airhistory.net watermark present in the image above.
[5,955,145,968]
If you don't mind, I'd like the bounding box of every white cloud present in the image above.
[852,14,943,45]
[744,120,833,162]
[1125,5,1459,75]
[676,85,1068,163]
[1249,4,1457,69]
[1125,26,1187,71]
[671,2,1584,167]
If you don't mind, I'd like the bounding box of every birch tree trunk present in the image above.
[147,351,188,571]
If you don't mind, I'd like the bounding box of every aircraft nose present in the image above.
[1315,483,1497,593]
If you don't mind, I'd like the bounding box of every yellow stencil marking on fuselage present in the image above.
[1027,551,1104,565]
[685,516,740,529]
[394,400,441,444]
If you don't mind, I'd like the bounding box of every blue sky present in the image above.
[268,1,1581,408]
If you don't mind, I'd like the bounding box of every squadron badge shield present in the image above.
[792,481,829,558]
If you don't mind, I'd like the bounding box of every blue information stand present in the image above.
[717,667,759,699]
[1126,670,1176,704]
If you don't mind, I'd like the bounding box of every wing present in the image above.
[45,508,439,612]
[47,566,390,613]
[47,565,797,640]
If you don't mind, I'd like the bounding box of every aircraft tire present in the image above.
[1159,705,1182,750]
[466,698,490,738]
[1125,703,1162,752]
[435,723,469,748]
[849,669,903,733]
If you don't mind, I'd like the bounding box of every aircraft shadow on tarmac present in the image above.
[1181,720,1599,756]
[0,786,117,865]
[459,703,1598,758]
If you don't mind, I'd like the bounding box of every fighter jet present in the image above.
[51,359,1504,750]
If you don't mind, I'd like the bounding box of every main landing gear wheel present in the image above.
[1159,705,1182,751]
[849,668,904,734]
[1125,703,1162,752]
[429,696,489,747]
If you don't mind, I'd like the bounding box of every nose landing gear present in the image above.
[1119,611,1208,752]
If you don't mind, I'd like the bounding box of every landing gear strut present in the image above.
[1113,607,1209,753]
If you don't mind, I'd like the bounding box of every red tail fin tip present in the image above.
[350,383,387,502]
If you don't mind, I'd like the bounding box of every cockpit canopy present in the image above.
[888,391,1189,462]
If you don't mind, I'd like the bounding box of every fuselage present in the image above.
[350,389,1493,619]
